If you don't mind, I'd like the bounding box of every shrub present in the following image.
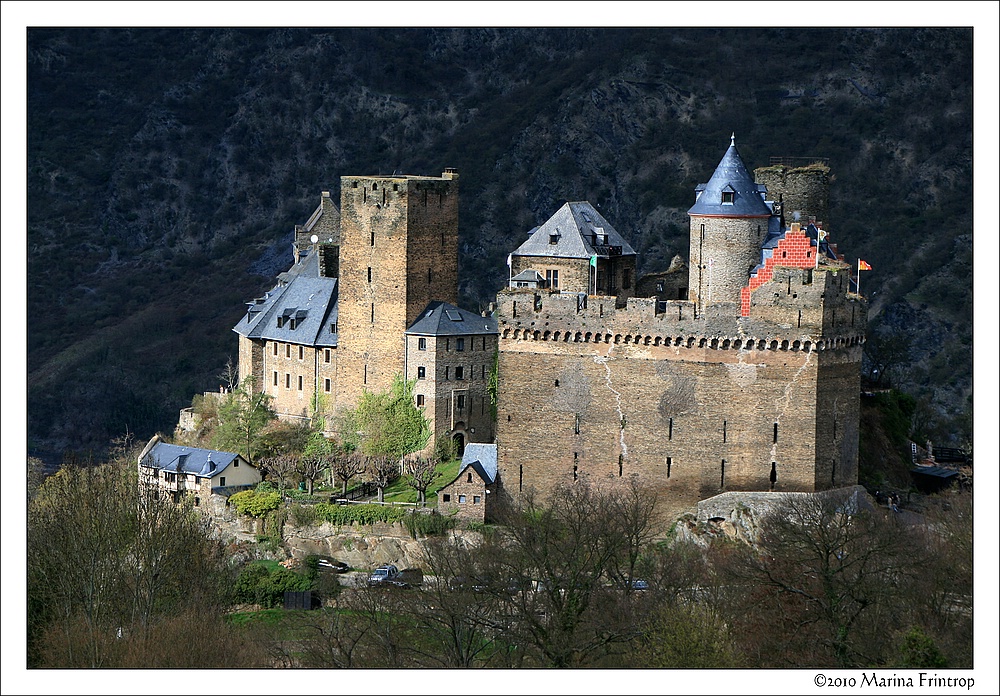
[229,489,282,518]
[312,503,407,526]
[403,510,456,539]
[233,562,310,608]
[289,503,319,527]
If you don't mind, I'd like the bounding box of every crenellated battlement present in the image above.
[495,262,866,356]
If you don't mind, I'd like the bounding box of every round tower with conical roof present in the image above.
[688,136,773,311]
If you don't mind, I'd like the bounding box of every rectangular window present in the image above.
[459,494,467,504]
[273,371,278,386]
[218,477,226,487]
[456,338,465,352]
[455,366,464,380]
[298,375,303,390]
[324,378,331,393]
[324,349,331,363]
[273,342,278,356]
[456,394,466,410]
[446,338,450,351]
[234,461,239,467]
[370,230,375,246]
[473,495,481,504]
[418,337,426,351]
[442,493,450,502]
[286,344,291,358]
[416,394,425,407]
[545,269,559,288]
[722,191,734,204]
[285,374,291,389]
[445,367,450,380]
[368,267,372,283]
[417,366,426,379]
[299,345,304,360]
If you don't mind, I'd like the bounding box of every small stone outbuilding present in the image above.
[437,443,498,523]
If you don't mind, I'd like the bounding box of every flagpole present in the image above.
[857,258,861,296]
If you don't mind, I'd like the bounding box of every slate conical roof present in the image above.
[688,135,772,217]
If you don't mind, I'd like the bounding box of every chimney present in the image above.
[442,168,459,180]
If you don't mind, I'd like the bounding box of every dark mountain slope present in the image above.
[26,28,973,456]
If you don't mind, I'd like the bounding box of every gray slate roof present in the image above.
[688,136,773,217]
[510,269,545,283]
[233,249,339,347]
[512,202,636,259]
[405,301,498,337]
[459,443,498,485]
[140,442,243,478]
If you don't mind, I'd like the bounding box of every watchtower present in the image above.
[688,136,772,311]
[337,170,460,406]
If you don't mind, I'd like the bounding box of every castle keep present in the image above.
[493,138,866,522]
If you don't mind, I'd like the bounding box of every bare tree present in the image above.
[366,453,399,503]
[728,492,917,668]
[296,453,327,495]
[489,480,659,667]
[331,451,367,497]
[404,455,439,505]
[260,454,298,493]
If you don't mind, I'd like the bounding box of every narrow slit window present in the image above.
[723,420,727,443]
[668,418,673,440]
[773,423,779,444]
[770,462,777,491]
[666,456,672,478]
[720,460,726,489]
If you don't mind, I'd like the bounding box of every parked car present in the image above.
[367,564,401,586]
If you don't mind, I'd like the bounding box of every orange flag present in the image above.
[858,259,872,271]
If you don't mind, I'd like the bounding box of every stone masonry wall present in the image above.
[494,266,865,527]
[754,164,830,228]
[337,173,458,409]
[689,215,769,308]
[261,341,339,422]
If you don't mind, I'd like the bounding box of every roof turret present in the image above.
[688,135,772,217]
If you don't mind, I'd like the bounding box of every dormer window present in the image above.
[549,232,560,245]
[721,190,735,204]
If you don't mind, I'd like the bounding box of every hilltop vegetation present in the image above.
[26,28,973,457]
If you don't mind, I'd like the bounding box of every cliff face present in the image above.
[27,28,973,455]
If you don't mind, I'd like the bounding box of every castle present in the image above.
[233,170,498,454]
[234,138,867,523]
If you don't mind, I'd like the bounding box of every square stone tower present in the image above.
[336,170,459,406]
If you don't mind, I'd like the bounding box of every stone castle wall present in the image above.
[754,164,830,227]
[494,266,865,524]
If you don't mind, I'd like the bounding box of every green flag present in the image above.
[590,255,597,268]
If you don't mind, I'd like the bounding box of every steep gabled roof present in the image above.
[688,136,773,217]
[233,248,339,347]
[512,202,636,259]
[406,301,498,337]
[140,442,245,478]
[458,443,498,485]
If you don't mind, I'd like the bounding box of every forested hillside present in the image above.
[26,28,973,459]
